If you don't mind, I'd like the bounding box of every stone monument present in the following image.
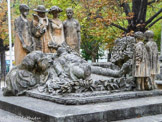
[63,8,81,53]
[3,4,160,105]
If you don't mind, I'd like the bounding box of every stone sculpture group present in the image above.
[14,4,81,65]
[3,4,159,97]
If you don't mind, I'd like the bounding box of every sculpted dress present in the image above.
[14,15,32,65]
[49,18,65,53]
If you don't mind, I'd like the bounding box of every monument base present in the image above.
[1,90,162,122]
[26,89,162,105]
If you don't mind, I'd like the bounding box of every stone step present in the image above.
[1,90,162,122]
[115,114,162,122]
[0,109,32,122]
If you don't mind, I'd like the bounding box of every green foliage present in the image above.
[147,1,162,51]
[1,0,161,60]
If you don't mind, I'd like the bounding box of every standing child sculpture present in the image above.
[134,31,150,90]
[63,8,81,53]
[145,30,159,89]
[14,4,33,65]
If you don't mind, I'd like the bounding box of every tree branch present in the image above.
[145,8,162,26]
[111,23,128,32]
[147,16,162,28]
[147,0,160,5]
[120,2,131,24]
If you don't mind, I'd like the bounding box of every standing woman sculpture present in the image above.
[48,6,65,53]
[63,8,81,53]
[31,5,51,53]
[14,4,33,65]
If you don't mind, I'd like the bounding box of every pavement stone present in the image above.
[0,109,32,122]
[115,114,162,122]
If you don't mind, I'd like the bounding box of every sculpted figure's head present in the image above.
[49,6,62,18]
[34,5,48,18]
[134,31,144,42]
[19,4,29,18]
[144,30,154,40]
[38,57,51,71]
[66,8,73,19]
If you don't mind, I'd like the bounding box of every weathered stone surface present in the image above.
[116,114,162,122]
[48,6,65,53]
[145,30,159,89]
[14,4,33,65]
[1,90,162,122]
[0,109,31,122]
[26,89,162,105]
[31,5,51,53]
[3,47,133,96]
[63,8,81,53]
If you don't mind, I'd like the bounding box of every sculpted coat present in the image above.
[134,41,150,77]
[31,5,51,53]
[31,14,51,53]
[145,37,159,75]
[14,15,32,65]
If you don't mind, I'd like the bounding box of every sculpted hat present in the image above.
[19,4,29,12]
[49,6,63,14]
[33,5,48,13]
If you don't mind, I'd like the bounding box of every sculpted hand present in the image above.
[22,44,27,49]
[40,28,46,34]
[26,46,33,53]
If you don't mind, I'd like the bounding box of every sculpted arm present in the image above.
[15,19,30,53]
[135,45,143,66]
[76,21,81,48]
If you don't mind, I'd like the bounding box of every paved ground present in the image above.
[1,90,162,121]
[115,114,162,122]
[0,109,32,122]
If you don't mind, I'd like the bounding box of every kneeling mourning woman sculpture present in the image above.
[3,51,44,96]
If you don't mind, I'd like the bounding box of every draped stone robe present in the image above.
[49,18,65,53]
[14,15,32,65]
[145,40,159,75]
[134,41,150,77]
[31,15,52,53]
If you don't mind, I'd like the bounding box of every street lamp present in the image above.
[7,0,13,70]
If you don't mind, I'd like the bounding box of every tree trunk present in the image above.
[0,38,6,81]
[132,0,148,32]
[0,51,6,80]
